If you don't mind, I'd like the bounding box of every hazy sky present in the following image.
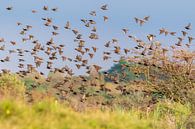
[0,0,195,75]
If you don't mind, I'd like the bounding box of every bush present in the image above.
[0,74,25,98]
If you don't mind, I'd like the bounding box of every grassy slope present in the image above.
[0,98,191,129]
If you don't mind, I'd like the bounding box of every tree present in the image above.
[103,59,146,82]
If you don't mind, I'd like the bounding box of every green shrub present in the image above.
[23,78,47,91]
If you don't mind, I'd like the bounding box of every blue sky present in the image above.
[0,0,195,75]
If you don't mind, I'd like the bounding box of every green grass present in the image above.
[0,98,192,129]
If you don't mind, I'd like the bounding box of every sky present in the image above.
[0,0,195,75]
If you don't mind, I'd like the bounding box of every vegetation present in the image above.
[0,98,192,129]
[0,71,194,129]
[0,74,25,98]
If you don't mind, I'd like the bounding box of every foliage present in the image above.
[23,78,47,92]
[104,59,146,82]
[104,59,195,103]
[0,74,25,98]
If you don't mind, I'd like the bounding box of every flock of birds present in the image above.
[0,2,195,84]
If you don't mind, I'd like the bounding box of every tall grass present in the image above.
[0,98,192,129]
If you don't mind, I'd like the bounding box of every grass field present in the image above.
[0,98,192,129]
